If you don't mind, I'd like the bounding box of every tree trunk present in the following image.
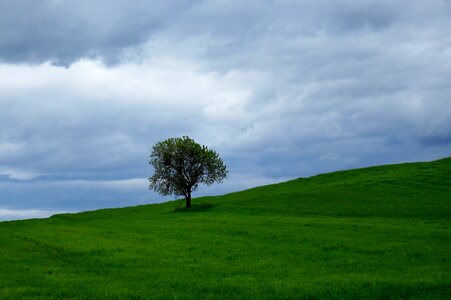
[186,192,192,208]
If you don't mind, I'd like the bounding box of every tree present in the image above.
[149,136,227,208]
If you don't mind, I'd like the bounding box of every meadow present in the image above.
[0,158,450,299]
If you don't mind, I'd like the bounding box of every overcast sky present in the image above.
[1,0,450,220]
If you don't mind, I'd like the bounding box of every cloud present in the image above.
[0,0,201,65]
[0,178,158,212]
[2,0,449,67]
[0,208,64,221]
[0,58,256,177]
[37,178,149,190]
[0,166,40,180]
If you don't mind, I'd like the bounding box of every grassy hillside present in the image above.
[0,158,450,299]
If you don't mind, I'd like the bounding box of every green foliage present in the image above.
[149,136,227,207]
[0,157,450,299]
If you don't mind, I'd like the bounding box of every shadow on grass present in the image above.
[173,203,214,213]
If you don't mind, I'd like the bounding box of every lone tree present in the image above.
[149,136,227,208]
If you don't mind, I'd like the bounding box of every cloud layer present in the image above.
[1,0,450,219]
[0,208,64,221]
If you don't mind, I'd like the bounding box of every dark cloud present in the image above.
[2,0,450,67]
[0,0,198,65]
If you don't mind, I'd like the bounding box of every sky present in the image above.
[1,0,450,221]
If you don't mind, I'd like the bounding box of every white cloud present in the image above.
[0,208,65,221]
[0,58,260,174]
[37,178,149,191]
[0,166,40,180]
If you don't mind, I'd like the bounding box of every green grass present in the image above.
[1,158,450,299]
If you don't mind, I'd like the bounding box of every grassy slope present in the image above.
[0,158,450,299]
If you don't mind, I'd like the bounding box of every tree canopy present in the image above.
[149,136,227,208]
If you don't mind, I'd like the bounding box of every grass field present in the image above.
[0,158,450,299]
